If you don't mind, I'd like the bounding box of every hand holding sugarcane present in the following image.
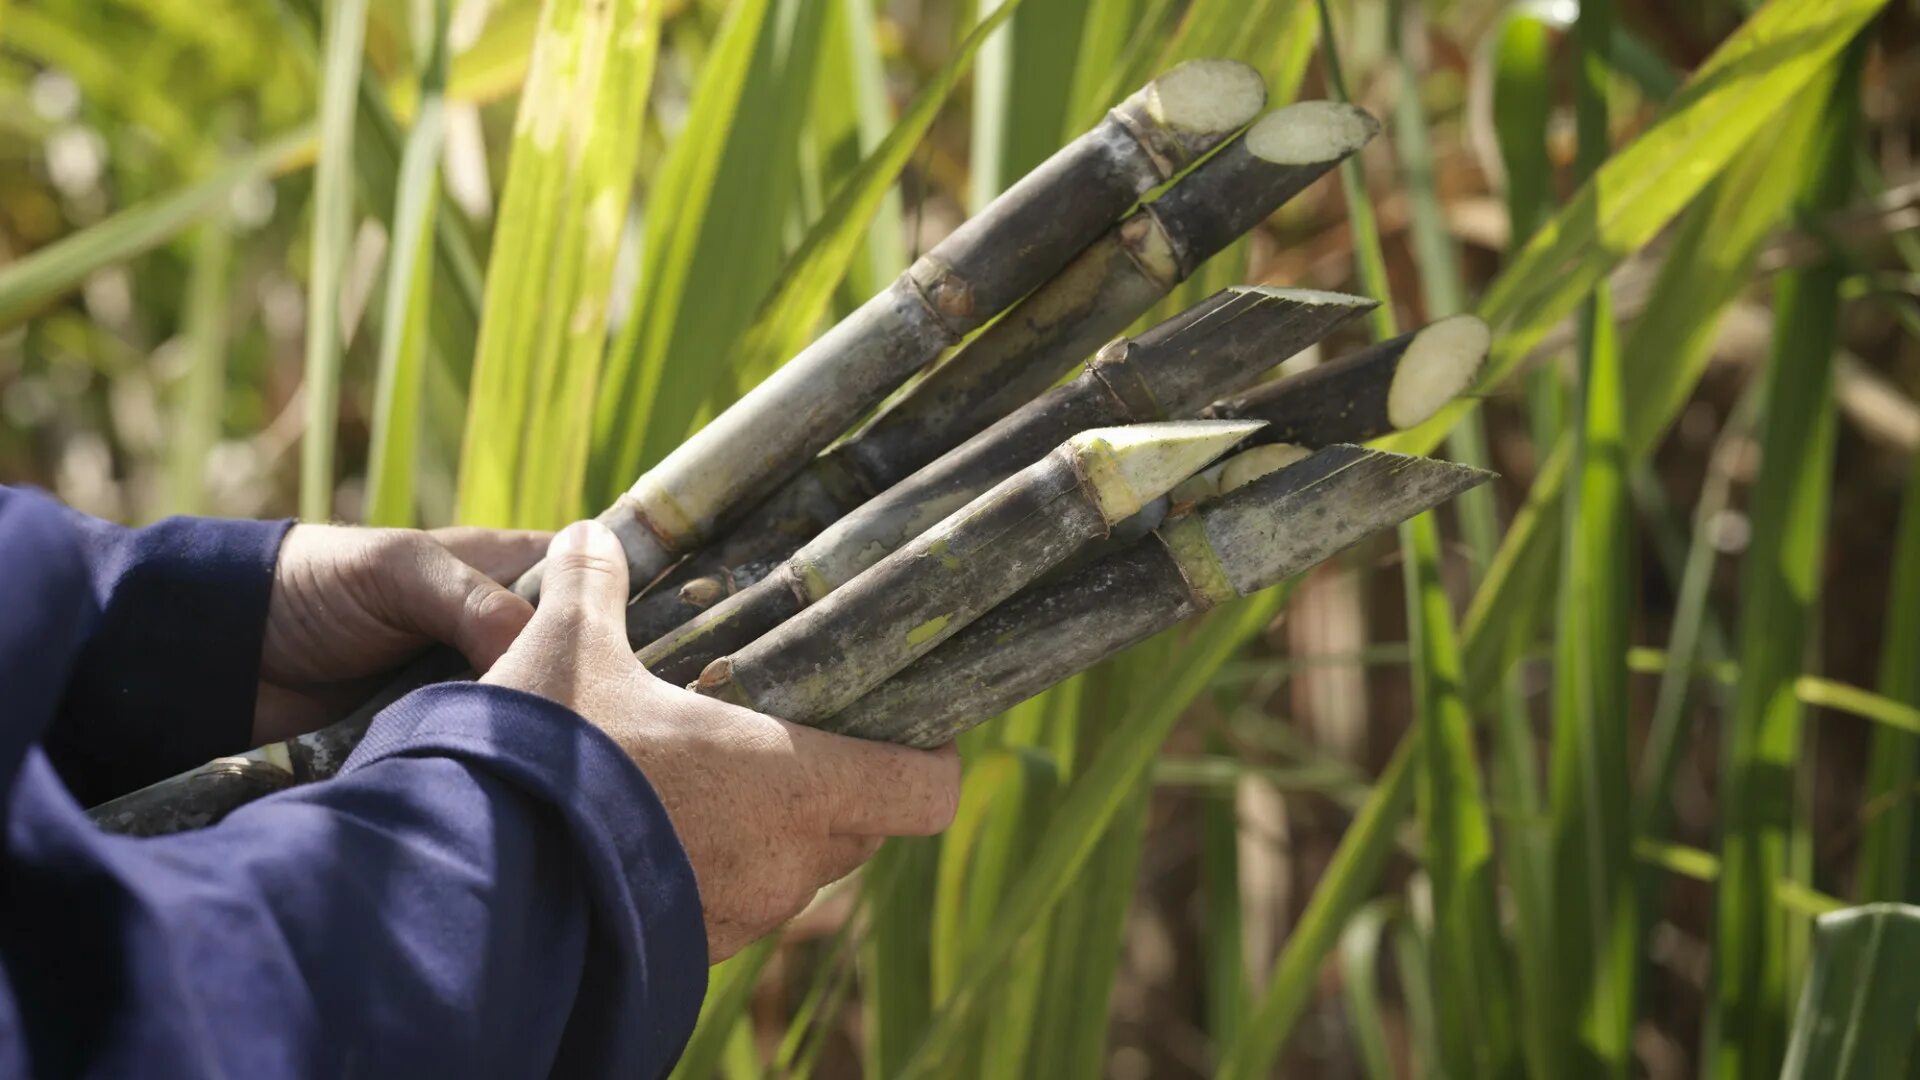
[483,521,961,963]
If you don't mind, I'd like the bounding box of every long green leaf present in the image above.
[895,590,1288,1079]
[590,0,828,500]
[1461,71,1839,709]
[715,0,1025,409]
[1781,905,1920,1078]
[453,0,662,527]
[1383,0,1893,462]
[1216,735,1415,1080]
[1544,0,1638,1069]
[1403,513,1517,1079]
[364,0,451,527]
[667,936,778,1080]
[0,126,313,330]
[1858,363,1920,903]
[298,0,368,521]
[162,216,234,518]
[1710,42,1862,1079]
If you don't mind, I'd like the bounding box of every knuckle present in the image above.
[545,548,625,580]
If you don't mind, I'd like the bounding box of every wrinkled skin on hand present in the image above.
[484,521,961,962]
[256,525,550,744]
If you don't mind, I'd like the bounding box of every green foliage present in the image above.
[5,0,1914,1074]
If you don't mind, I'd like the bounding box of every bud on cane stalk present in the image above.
[691,420,1265,725]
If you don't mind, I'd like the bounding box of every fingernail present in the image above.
[549,520,604,557]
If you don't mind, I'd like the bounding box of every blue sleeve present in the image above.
[0,489,711,1077]
[38,491,291,805]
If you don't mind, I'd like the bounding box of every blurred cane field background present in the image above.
[4,0,1920,1075]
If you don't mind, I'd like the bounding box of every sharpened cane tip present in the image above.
[1387,314,1490,429]
[1147,59,1267,136]
[1072,419,1268,523]
[1246,101,1381,165]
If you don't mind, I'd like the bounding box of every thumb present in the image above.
[523,519,632,646]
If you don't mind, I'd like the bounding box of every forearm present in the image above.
[4,684,706,1077]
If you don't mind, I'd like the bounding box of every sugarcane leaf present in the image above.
[364,0,451,528]
[1337,900,1400,1080]
[894,589,1289,1079]
[161,216,234,518]
[1856,191,1920,903]
[716,0,1027,405]
[590,0,829,501]
[1780,904,1920,1078]
[1383,0,1894,461]
[1402,512,1517,1079]
[1710,43,1861,1078]
[1542,1,1639,1068]
[453,0,663,528]
[298,0,367,521]
[666,935,778,1080]
[1460,69,1838,709]
[1215,735,1416,1080]
[0,125,314,330]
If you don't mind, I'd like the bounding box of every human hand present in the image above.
[484,519,960,962]
[256,524,551,744]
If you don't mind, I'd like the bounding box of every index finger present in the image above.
[797,727,962,838]
[430,527,555,585]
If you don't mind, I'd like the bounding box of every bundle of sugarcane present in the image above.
[88,64,1496,837]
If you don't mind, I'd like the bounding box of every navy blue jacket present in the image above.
[0,487,707,1077]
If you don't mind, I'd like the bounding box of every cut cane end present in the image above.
[1387,314,1490,429]
[1218,443,1312,495]
[1246,101,1381,165]
[1073,419,1267,522]
[1146,59,1267,140]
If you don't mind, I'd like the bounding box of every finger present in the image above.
[524,520,631,642]
[429,527,554,585]
[391,538,537,673]
[801,730,962,837]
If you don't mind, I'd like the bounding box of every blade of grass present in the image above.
[1337,899,1400,1080]
[1858,427,1920,902]
[1215,735,1415,1080]
[0,125,314,330]
[364,0,451,527]
[453,0,662,527]
[1543,0,1638,1069]
[1461,74,1839,710]
[162,215,234,518]
[1200,725,1250,1050]
[711,0,1026,412]
[896,589,1289,1079]
[1383,0,1893,463]
[666,936,779,1080]
[1709,40,1862,1079]
[590,0,827,500]
[1780,904,1920,1078]
[1403,512,1518,1078]
[298,0,368,521]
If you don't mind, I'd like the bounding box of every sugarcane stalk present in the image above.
[1166,315,1491,504]
[625,101,1381,644]
[822,445,1492,747]
[515,59,1267,604]
[691,420,1265,725]
[634,286,1374,684]
[1202,314,1489,447]
[87,709,377,837]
